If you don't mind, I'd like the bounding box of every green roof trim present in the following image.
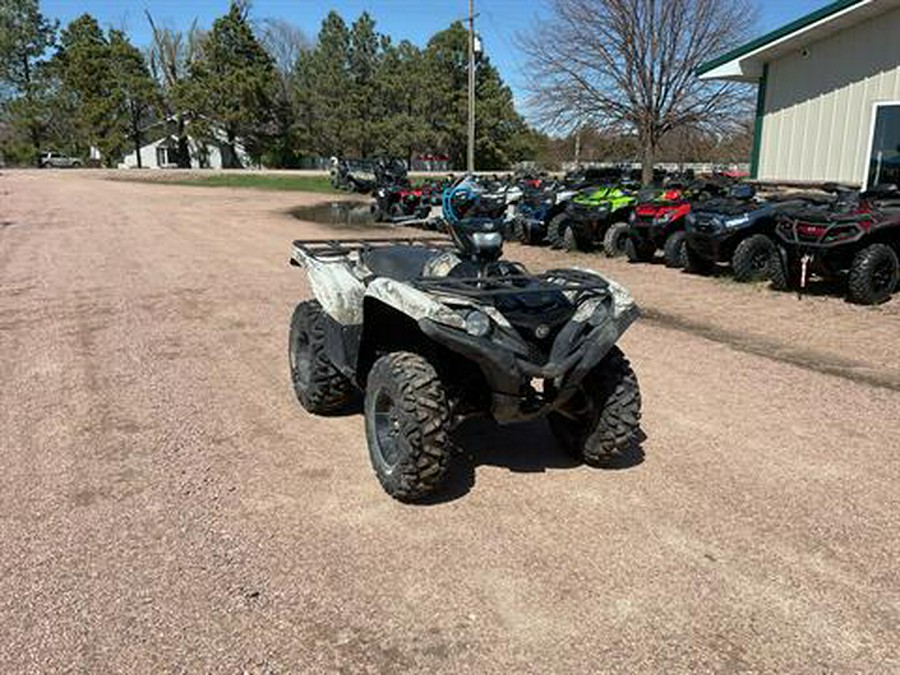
[696,0,865,76]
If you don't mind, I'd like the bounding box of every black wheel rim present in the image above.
[751,248,770,271]
[872,259,895,292]
[291,329,311,389]
[373,388,402,471]
[615,230,628,252]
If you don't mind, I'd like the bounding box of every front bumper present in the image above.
[419,301,638,423]
[685,229,737,261]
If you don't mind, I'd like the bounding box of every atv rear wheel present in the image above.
[847,243,899,305]
[625,237,655,263]
[549,346,641,466]
[732,234,777,282]
[364,352,452,502]
[603,222,630,257]
[546,213,568,249]
[289,301,354,414]
[684,241,716,275]
[663,231,687,268]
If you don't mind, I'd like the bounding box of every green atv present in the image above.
[550,186,638,255]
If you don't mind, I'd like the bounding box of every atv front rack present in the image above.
[291,237,453,263]
[776,214,873,249]
[412,268,609,299]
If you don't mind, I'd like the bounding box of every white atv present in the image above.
[288,218,642,502]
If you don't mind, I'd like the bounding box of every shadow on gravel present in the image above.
[420,418,646,505]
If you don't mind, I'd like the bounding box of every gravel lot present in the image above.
[1,170,898,673]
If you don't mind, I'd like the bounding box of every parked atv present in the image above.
[625,187,693,266]
[512,180,569,245]
[288,220,642,502]
[513,169,625,246]
[626,180,730,267]
[438,174,512,233]
[552,185,637,254]
[773,185,900,304]
[684,185,832,282]
[329,157,376,194]
[370,159,430,223]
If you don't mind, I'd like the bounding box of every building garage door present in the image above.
[867,103,900,189]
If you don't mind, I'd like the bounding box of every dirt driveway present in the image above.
[1,171,898,673]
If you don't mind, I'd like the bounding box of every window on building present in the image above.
[867,104,900,189]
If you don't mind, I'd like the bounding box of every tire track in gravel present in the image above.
[640,306,900,392]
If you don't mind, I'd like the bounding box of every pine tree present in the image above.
[0,0,57,163]
[183,1,276,167]
[108,30,158,168]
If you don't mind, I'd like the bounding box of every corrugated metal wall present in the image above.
[758,7,900,185]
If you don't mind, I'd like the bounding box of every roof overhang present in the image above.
[697,0,900,82]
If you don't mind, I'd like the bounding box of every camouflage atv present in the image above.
[287,219,642,502]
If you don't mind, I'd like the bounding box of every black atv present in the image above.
[773,184,900,304]
[288,217,642,502]
[684,185,833,282]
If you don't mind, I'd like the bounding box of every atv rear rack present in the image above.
[291,237,453,263]
[412,268,609,298]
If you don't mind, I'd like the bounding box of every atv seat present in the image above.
[361,245,441,282]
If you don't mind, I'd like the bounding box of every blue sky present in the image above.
[42,0,827,106]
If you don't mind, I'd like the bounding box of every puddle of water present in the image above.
[289,201,386,230]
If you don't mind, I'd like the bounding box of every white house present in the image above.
[119,123,253,169]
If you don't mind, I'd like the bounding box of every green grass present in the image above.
[117,173,339,194]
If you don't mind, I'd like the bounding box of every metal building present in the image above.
[698,0,900,188]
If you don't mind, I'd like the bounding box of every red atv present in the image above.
[625,188,694,267]
[773,185,900,304]
[370,159,430,222]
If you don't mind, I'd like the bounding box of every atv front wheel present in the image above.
[562,224,582,252]
[770,246,799,291]
[603,222,630,257]
[546,213,568,249]
[289,301,354,414]
[663,231,687,268]
[625,237,655,263]
[847,243,899,305]
[549,346,641,466]
[732,234,777,282]
[684,242,716,275]
[364,352,452,502]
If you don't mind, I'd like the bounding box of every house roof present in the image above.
[697,0,899,82]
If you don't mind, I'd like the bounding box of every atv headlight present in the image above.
[464,310,491,337]
[723,215,750,230]
[629,211,636,223]
[471,231,503,249]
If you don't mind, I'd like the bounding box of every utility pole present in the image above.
[574,127,581,167]
[467,0,475,173]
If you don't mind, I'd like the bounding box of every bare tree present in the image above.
[145,11,203,167]
[519,0,756,183]
[258,18,310,77]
